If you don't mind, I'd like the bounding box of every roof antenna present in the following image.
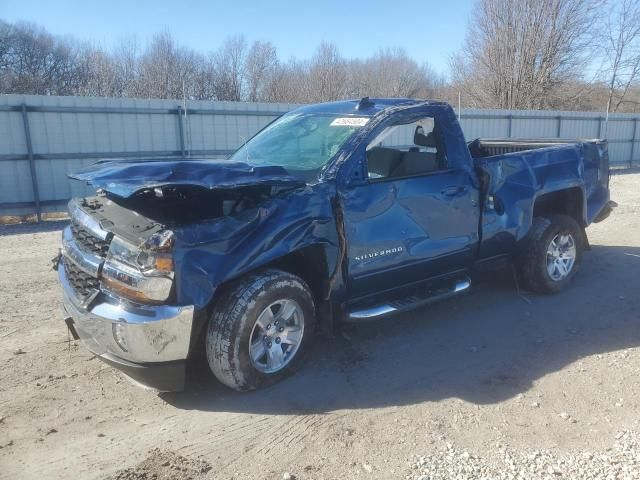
[357,97,375,110]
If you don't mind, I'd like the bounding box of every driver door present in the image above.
[341,116,480,297]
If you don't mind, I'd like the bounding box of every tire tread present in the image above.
[206,269,314,391]
[517,214,583,294]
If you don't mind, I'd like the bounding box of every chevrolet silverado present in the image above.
[56,98,615,391]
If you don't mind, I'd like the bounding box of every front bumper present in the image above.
[59,260,194,391]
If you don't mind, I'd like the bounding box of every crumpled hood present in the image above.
[69,158,305,198]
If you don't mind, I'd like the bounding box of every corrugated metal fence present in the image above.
[1,94,638,219]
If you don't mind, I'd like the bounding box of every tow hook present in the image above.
[51,250,62,271]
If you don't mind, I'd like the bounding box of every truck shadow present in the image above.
[0,219,68,236]
[163,243,640,414]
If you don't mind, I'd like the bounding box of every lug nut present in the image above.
[278,326,284,332]
[267,341,272,348]
[266,323,272,330]
[275,337,281,344]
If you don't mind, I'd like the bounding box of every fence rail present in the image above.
[0,94,638,219]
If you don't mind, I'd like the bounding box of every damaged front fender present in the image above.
[69,158,343,310]
[170,182,342,309]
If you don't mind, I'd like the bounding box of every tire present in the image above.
[205,269,316,391]
[517,214,584,294]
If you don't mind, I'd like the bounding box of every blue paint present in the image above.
[476,141,610,251]
[70,159,305,198]
[171,182,340,308]
[70,99,612,311]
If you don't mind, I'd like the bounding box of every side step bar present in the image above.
[346,276,471,322]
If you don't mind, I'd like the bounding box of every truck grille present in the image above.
[70,221,111,258]
[64,260,100,297]
[63,201,114,300]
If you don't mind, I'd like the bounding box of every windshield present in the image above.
[229,113,369,181]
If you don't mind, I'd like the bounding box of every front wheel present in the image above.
[206,269,315,391]
[517,214,584,294]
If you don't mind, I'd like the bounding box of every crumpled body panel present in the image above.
[170,182,340,309]
[70,159,305,198]
[476,142,610,259]
[69,157,340,310]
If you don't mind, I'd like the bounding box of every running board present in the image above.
[346,277,471,321]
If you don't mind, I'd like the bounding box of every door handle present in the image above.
[441,186,467,196]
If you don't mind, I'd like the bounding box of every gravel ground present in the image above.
[409,430,640,480]
[1,172,639,480]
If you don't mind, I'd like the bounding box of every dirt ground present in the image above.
[1,172,639,480]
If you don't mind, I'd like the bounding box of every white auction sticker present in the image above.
[330,117,369,127]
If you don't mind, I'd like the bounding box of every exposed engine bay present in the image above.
[78,183,279,247]
[109,184,276,226]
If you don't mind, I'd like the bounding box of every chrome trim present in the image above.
[348,304,398,320]
[58,254,96,308]
[61,226,103,277]
[454,278,471,292]
[68,198,110,240]
[60,260,194,363]
[347,276,472,321]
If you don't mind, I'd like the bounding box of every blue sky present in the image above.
[0,0,476,74]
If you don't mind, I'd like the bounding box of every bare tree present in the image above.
[452,0,603,109]
[0,20,13,73]
[211,35,247,101]
[245,40,279,102]
[189,56,216,100]
[348,47,441,99]
[0,21,81,95]
[136,31,201,99]
[112,36,139,97]
[75,45,119,97]
[602,0,640,112]
[307,42,347,102]
[257,58,307,103]
[4,14,639,111]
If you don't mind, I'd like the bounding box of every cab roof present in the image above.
[293,98,448,117]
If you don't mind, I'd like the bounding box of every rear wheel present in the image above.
[517,214,584,294]
[205,269,315,391]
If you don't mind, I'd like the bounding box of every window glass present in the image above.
[366,117,446,180]
[229,113,367,182]
[367,118,435,151]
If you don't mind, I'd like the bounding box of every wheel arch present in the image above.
[532,187,586,227]
[529,187,589,249]
[193,244,332,348]
[258,244,331,307]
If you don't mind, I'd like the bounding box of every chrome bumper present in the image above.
[60,258,194,389]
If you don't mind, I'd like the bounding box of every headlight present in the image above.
[100,234,174,304]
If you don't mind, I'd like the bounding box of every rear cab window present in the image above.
[365,117,448,180]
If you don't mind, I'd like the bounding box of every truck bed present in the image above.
[468,138,603,158]
[470,135,611,253]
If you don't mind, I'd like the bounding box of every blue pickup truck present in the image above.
[57,98,615,392]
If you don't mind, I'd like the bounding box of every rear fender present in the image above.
[477,146,587,258]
